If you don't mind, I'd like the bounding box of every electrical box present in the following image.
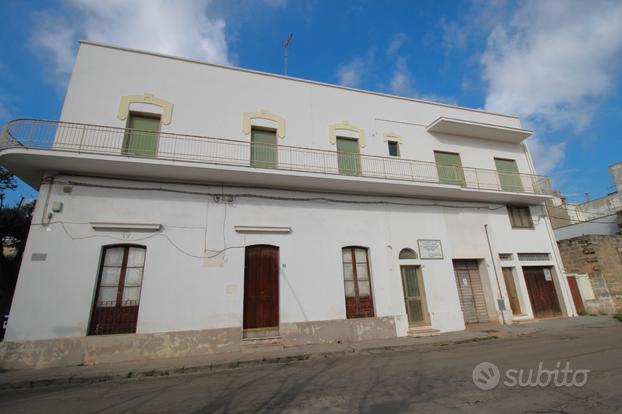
[52,201,63,212]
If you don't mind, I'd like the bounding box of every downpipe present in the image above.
[484,223,506,325]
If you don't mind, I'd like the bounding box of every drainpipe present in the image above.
[40,176,55,226]
[484,224,506,325]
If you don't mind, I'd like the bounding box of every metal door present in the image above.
[453,260,489,324]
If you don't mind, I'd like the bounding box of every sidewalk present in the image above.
[0,316,614,390]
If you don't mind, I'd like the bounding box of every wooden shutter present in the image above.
[434,151,465,185]
[250,128,277,168]
[123,114,160,157]
[336,138,361,176]
[495,158,523,192]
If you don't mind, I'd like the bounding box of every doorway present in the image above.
[502,267,522,315]
[400,266,429,327]
[453,260,489,324]
[522,266,562,318]
[243,245,279,338]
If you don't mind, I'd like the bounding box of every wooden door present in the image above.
[434,151,465,186]
[495,158,523,192]
[502,267,522,315]
[453,260,489,324]
[401,266,429,326]
[567,276,585,315]
[336,137,361,176]
[243,245,279,331]
[89,245,146,335]
[522,267,561,318]
[250,128,277,168]
[123,113,160,157]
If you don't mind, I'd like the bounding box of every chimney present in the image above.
[609,162,622,194]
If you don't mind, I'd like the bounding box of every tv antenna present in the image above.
[282,33,293,75]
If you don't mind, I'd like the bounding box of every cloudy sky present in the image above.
[1,0,622,203]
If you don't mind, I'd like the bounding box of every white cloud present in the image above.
[482,1,622,130]
[388,57,413,96]
[387,33,408,55]
[32,0,230,88]
[387,57,456,104]
[336,58,365,88]
[0,100,10,123]
[527,137,566,176]
[480,0,622,174]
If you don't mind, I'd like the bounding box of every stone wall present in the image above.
[558,235,622,314]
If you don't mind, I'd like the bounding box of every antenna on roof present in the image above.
[282,33,293,75]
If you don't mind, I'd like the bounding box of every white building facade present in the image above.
[0,42,576,368]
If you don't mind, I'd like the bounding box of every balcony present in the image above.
[0,119,552,203]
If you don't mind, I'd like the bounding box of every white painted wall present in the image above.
[6,175,570,341]
[58,43,532,177]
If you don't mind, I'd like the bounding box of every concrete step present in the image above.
[407,327,441,338]
[241,336,284,351]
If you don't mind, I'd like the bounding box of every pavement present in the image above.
[0,316,608,391]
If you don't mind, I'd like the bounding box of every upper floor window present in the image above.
[250,127,278,169]
[336,137,361,176]
[342,246,374,318]
[89,245,146,335]
[388,141,400,157]
[123,112,161,158]
[507,205,534,229]
[434,151,465,186]
[495,158,523,192]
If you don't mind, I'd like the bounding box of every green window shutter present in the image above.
[495,158,523,192]
[434,151,464,186]
[388,141,399,157]
[123,114,161,157]
[336,138,361,176]
[250,129,277,168]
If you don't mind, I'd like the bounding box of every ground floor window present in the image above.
[89,245,146,335]
[342,246,374,318]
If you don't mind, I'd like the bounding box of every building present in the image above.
[547,161,622,228]
[553,162,622,315]
[0,41,576,369]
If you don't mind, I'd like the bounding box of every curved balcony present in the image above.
[0,119,552,203]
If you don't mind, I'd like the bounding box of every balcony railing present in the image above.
[1,119,553,196]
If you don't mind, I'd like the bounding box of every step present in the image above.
[241,336,284,351]
[407,327,441,338]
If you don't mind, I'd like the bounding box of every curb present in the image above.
[0,330,533,391]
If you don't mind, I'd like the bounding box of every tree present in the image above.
[0,169,34,340]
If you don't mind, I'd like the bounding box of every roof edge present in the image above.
[79,40,521,121]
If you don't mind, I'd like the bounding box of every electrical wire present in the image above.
[48,177,509,211]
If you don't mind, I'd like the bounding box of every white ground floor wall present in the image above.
[5,175,575,347]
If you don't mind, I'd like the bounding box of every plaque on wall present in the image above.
[418,239,443,259]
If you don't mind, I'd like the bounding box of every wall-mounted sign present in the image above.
[418,239,443,260]
[543,268,552,281]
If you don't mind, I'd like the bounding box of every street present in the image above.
[0,318,621,413]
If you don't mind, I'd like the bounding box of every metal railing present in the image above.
[1,119,553,195]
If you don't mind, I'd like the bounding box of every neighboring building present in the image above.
[551,162,622,316]
[547,161,622,228]
[0,41,575,369]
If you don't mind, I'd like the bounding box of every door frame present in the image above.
[400,265,430,327]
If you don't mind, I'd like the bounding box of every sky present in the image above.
[1,0,622,205]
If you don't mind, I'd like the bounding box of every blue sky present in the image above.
[1,0,622,205]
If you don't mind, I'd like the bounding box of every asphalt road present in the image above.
[1,319,621,413]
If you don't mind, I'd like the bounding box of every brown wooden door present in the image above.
[502,267,522,315]
[89,245,146,335]
[522,267,561,318]
[243,245,279,331]
[567,276,585,315]
[453,260,489,324]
